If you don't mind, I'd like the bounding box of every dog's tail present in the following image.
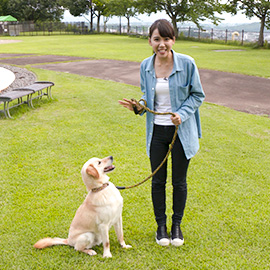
[34,237,68,249]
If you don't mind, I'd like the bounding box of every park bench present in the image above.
[0,81,54,118]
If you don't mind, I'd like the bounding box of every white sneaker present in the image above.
[171,224,184,246]
[156,235,170,246]
[171,238,184,246]
[156,225,170,246]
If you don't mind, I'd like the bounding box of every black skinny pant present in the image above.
[150,124,190,227]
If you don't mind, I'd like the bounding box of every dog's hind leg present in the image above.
[73,233,97,256]
[114,216,132,249]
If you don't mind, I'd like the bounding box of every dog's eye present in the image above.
[98,161,101,165]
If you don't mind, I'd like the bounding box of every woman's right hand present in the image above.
[118,98,142,112]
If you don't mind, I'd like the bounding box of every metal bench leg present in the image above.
[28,94,34,108]
[43,87,49,99]
[4,101,12,119]
[38,90,43,99]
[3,102,8,118]
[48,86,53,99]
[45,87,48,98]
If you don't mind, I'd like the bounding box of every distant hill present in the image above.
[213,22,268,32]
[175,22,269,32]
[107,20,269,34]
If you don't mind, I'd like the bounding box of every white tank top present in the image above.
[154,78,173,126]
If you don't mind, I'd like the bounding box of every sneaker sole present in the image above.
[156,237,170,246]
[171,238,184,246]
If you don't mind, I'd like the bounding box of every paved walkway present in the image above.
[0,54,269,116]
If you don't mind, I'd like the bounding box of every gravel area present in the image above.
[0,40,21,44]
[0,64,37,93]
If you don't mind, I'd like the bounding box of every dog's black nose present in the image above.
[109,156,113,161]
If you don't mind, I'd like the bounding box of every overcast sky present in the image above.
[63,10,260,25]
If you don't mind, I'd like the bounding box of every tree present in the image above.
[62,0,109,32]
[62,0,139,34]
[6,0,64,22]
[227,0,270,47]
[107,0,139,33]
[138,0,224,37]
[93,0,110,32]
[61,0,94,31]
[0,0,10,15]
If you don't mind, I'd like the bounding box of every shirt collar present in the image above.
[145,50,184,73]
[172,50,184,72]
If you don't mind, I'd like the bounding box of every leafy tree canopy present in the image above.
[4,0,64,22]
[61,0,92,17]
[227,0,270,46]
[0,0,10,15]
[137,0,224,37]
[228,0,270,28]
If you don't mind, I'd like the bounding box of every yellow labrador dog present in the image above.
[34,156,131,258]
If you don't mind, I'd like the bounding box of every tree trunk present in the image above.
[127,17,130,34]
[97,14,101,33]
[103,17,109,33]
[90,6,93,32]
[258,15,265,47]
[171,16,178,38]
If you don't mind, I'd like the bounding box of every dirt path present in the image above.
[0,54,269,116]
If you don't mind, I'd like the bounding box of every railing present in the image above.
[1,21,269,45]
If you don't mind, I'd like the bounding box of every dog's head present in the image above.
[81,156,115,192]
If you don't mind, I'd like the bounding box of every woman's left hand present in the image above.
[171,113,182,126]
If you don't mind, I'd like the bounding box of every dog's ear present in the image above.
[86,164,100,179]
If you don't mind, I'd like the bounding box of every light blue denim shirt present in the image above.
[139,50,205,160]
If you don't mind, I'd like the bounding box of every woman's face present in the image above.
[149,28,175,59]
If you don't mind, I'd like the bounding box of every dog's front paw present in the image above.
[103,251,112,258]
[121,243,132,249]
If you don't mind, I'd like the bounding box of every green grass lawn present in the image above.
[0,35,270,269]
[0,34,270,78]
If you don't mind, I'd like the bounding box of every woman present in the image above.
[119,19,205,246]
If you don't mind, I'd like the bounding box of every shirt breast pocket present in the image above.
[174,74,190,100]
[176,84,190,101]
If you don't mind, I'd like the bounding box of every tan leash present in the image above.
[116,99,179,190]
